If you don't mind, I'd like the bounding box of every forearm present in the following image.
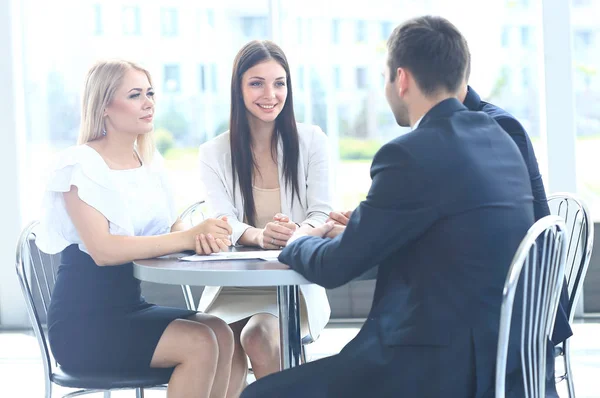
[238,227,261,247]
[280,236,352,289]
[92,231,191,266]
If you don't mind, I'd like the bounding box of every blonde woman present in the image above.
[36,60,242,398]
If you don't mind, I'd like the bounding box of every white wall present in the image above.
[0,0,28,327]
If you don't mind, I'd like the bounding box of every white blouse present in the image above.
[36,145,178,255]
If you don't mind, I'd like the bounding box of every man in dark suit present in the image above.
[242,16,536,398]
[459,83,572,347]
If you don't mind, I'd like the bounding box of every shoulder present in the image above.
[53,144,105,169]
[296,123,327,147]
[199,131,231,161]
[372,137,418,172]
[479,102,526,136]
[49,144,111,184]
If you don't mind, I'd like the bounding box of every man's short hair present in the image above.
[387,16,470,96]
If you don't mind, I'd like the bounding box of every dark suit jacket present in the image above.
[464,86,572,345]
[279,98,534,396]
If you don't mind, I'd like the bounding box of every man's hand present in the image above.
[326,210,353,226]
[324,224,346,239]
[288,222,335,246]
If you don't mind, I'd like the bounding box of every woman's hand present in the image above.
[326,210,353,225]
[257,216,297,249]
[187,216,232,253]
[193,233,230,255]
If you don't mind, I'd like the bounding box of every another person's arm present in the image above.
[496,117,550,220]
[279,141,439,289]
[64,186,231,266]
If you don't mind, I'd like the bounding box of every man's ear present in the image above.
[397,67,409,98]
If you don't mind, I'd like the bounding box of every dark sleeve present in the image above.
[278,141,440,289]
[495,117,551,220]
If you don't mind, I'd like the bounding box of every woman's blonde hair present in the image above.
[78,60,156,163]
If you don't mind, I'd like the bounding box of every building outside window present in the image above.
[164,64,181,93]
[161,8,179,37]
[122,6,141,35]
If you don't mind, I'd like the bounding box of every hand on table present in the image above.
[257,214,298,249]
[189,216,232,254]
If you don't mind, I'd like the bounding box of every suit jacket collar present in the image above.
[418,97,468,129]
[463,85,481,111]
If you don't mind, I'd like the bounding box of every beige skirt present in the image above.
[203,286,309,337]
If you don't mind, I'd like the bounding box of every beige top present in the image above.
[252,186,282,228]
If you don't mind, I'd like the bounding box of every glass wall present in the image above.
[571,1,600,220]
[19,0,555,222]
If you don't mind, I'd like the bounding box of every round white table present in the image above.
[133,250,311,370]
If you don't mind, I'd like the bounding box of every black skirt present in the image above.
[48,245,196,372]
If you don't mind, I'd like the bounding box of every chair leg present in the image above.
[44,379,52,398]
[563,340,576,398]
[135,388,144,398]
[301,343,307,364]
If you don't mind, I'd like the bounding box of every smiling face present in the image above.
[104,68,155,137]
[241,59,288,126]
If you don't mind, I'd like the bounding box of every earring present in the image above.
[102,128,107,136]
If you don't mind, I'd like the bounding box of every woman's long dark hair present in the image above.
[230,40,301,227]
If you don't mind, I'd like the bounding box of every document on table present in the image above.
[180,250,282,262]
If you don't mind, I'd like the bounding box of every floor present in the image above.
[1,320,598,397]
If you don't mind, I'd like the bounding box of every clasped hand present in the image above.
[188,216,232,255]
[257,213,297,249]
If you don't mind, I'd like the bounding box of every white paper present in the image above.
[180,250,282,262]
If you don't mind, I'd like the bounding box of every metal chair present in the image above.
[548,192,594,398]
[178,200,206,310]
[16,221,170,398]
[496,215,568,398]
[177,201,315,363]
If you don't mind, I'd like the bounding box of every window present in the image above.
[520,26,532,47]
[161,8,178,37]
[206,9,215,27]
[297,66,305,90]
[571,7,600,220]
[572,0,591,6]
[506,0,529,7]
[356,20,367,43]
[356,67,367,89]
[332,19,340,44]
[122,6,141,35]
[334,66,341,90]
[199,64,217,93]
[199,65,207,92]
[164,64,181,93]
[241,16,268,38]
[522,66,531,88]
[92,4,102,35]
[381,21,393,40]
[574,30,592,50]
[210,64,217,92]
[297,18,304,44]
[501,26,510,47]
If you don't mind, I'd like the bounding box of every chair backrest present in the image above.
[495,216,568,398]
[179,200,206,227]
[15,220,60,390]
[547,192,594,322]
